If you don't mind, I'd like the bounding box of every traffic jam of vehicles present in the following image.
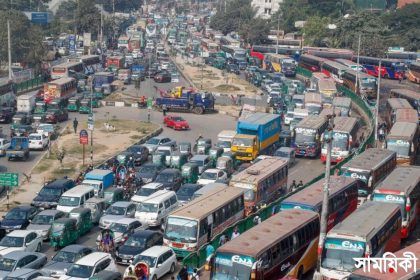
[0,7,420,280]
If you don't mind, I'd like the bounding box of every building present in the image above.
[397,0,420,7]
[252,0,283,19]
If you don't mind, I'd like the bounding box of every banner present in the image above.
[69,35,76,54]
[83,33,91,47]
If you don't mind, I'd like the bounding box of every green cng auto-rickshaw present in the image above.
[196,138,212,155]
[178,142,192,157]
[79,99,92,114]
[67,96,82,112]
[181,162,199,184]
[216,156,235,176]
[69,207,93,236]
[209,147,224,167]
[152,152,166,167]
[170,152,188,169]
[50,218,78,250]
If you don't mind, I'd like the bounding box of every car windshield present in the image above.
[0,258,16,272]
[156,173,174,183]
[216,141,231,149]
[109,223,129,233]
[132,255,157,267]
[146,138,160,145]
[172,117,184,121]
[5,209,28,220]
[51,223,66,233]
[165,217,197,242]
[39,187,62,196]
[136,188,157,197]
[67,264,94,278]
[32,214,54,225]
[200,172,217,180]
[321,238,365,272]
[125,236,147,248]
[52,250,77,263]
[232,138,253,147]
[0,236,24,247]
[139,203,158,213]
[177,187,196,197]
[29,135,41,140]
[59,196,80,207]
[106,206,126,215]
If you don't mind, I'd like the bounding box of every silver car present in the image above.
[99,202,136,229]
[4,269,45,280]
[143,137,176,154]
[0,251,47,280]
[27,210,66,240]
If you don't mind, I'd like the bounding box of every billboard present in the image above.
[31,12,50,24]
[68,35,76,54]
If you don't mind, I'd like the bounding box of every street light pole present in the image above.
[7,20,12,81]
[90,78,94,167]
[375,60,382,143]
[355,34,361,94]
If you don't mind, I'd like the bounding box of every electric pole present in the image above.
[375,60,382,143]
[355,34,361,94]
[7,20,12,81]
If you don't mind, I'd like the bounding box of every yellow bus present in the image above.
[385,121,419,165]
[211,209,319,280]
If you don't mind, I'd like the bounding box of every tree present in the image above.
[239,18,270,45]
[0,0,50,11]
[301,16,331,46]
[272,0,309,32]
[210,0,256,35]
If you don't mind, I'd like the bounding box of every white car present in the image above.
[28,133,49,150]
[284,111,294,125]
[0,230,43,256]
[60,252,117,280]
[0,138,10,156]
[124,246,176,280]
[197,169,228,185]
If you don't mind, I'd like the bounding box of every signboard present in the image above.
[83,33,91,47]
[79,129,89,145]
[88,114,94,131]
[68,35,76,54]
[0,173,19,187]
[31,12,49,24]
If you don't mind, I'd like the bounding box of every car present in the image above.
[99,202,137,229]
[0,108,15,124]
[226,63,240,75]
[130,183,165,204]
[105,218,143,246]
[0,206,39,232]
[160,61,169,70]
[12,112,32,125]
[197,169,228,185]
[170,73,179,83]
[3,268,45,280]
[0,230,43,256]
[189,155,212,174]
[123,246,176,280]
[0,139,11,156]
[153,71,171,83]
[154,169,183,192]
[143,137,176,154]
[115,230,163,265]
[59,252,117,280]
[45,109,68,124]
[176,184,203,205]
[126,145,149,166]
[163,115,190,130]
[26,210,66,241]
[41,245,93,278]
[11,125,34,137]
[135,164,164,184]
[0,251,47,279]
[31,179,75,209]
[28,133,49,150]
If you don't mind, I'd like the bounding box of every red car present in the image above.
[163,115,190,130]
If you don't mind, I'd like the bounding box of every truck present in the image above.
[17,92,37,113]
[94,72,114,88]
[117,69,132,84]
[106,56,125,71]
[216,130,237,152]
[231,113,281,161]
[154,90,215,115]
[81,169,114,197]
[128,38,140,51]
[6,137,30,161]
[131,64,145,80]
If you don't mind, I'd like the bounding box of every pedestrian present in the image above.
[178,266,188,280]
[205,243,215,262]
[379,126,385,141]
[73,118,78,134]
[190,268,199,280]
[289,180,297,192]
[231,226,240,239]
[219,234,227,246]
[399,75,403,84]
[297,180,303,188]
[162,104,168,116]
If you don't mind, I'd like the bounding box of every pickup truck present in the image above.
[6,137,30,161]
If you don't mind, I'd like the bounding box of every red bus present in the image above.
[298,54,326,72]
[353,56,405,80]
[279,176,360,231]
[371,166,420,239]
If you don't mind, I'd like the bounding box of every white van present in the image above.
[131,183,164,204]
[135,190,178,227]
[57,185,95,213]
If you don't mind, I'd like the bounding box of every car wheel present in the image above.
[170,263,175,273]
[36,243,41,252]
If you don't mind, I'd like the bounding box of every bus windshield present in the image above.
[386,139,410,157]
[295,128,317,145]
[371,193,406,219]
[360,78,376,89]
[214,253,254,280]
[322,238,366,273]
[164,217,198,242]
[324,132,349,151]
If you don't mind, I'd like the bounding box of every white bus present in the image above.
[51,61,84,79]
[69,55,101,74]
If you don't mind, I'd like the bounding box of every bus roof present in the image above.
[170,187,243,220]
[300,54,327,63]
[387,98,413,110]
[281,176,358,210]
[374,166,420,194]
[333,97,351,108]
[349,241,420,280]
[342,69,374,80]
[320,107,342,116]
[266,54,292,60]
[230,158,288,185]
[296,115,327,130]
[395,108,418,123]
[335,58,357,66]
[312,72,329,80]
[341,148,396,172]
[387,122,418,140]
[390,88,420,100]
[52,61,82,68]
[304,92,322,104]
[216,209,318,257]
[48,77,76,85]
[322,60,349,70]
[333,117,358,133]
[328,201,400,239]
[318,78,337,90]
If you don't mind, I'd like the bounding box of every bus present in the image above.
[321,117,359,164]
[385,122,419,165]
[292,115,328,158]
[69,55,101,74]
[332,96,352,117]
[163,187,244,257]
[43,77,77,104]
[317,77,337,106]
[340,148,397,204]
[219,36,240,48]
[386,51,418,62]
[298,54,326,72]
[211,209,320,280]
[320,201,402,280]
[251,45,300,56]
[304,92,322,115]
[106,56,125,71]
[407,61,420,84]
[395,108,418,124]
[335,59,364,71]
[371,166,420,239]
[385,98,413,127]
[342,69,377,99]
[51,62,84,80]
[303,47,354,60]
[0,82,15,107]
[321,60,348,83]
[229,158,288,215]
[349,241,420,280]
[265,54,296,76]
[390,88,420,120]
[279,176,360,231]
[220,45,247,63]
[200,38,219,57]
[117,35,130,49]
[353,56,405,80]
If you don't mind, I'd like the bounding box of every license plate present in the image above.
[122,259,128,263]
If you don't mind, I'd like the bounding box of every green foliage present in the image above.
[0,0,50,11]
[302,16,331,46]
[96,0,141,13]
[239,18,271,45]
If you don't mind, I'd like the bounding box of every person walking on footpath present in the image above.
[289,180,297,192]
[162,104,168,116]
[297,180,303,188]
[73,118,78,134]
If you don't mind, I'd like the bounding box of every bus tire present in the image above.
[297,266,304,280]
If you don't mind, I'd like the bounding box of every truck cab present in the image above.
[6,137,30,161]
[231,134,258,161]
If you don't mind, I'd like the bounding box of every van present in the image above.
[134,190,178,227]
[131,183,164,204]
[64,252,117,280]
[57,185,95,213]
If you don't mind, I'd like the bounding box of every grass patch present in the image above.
[51,166,76,178]
[212,84,241,92]
[129,134,142,140]
[32,158,52,173]
[93,119,158,133]
[67,142,107,156]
